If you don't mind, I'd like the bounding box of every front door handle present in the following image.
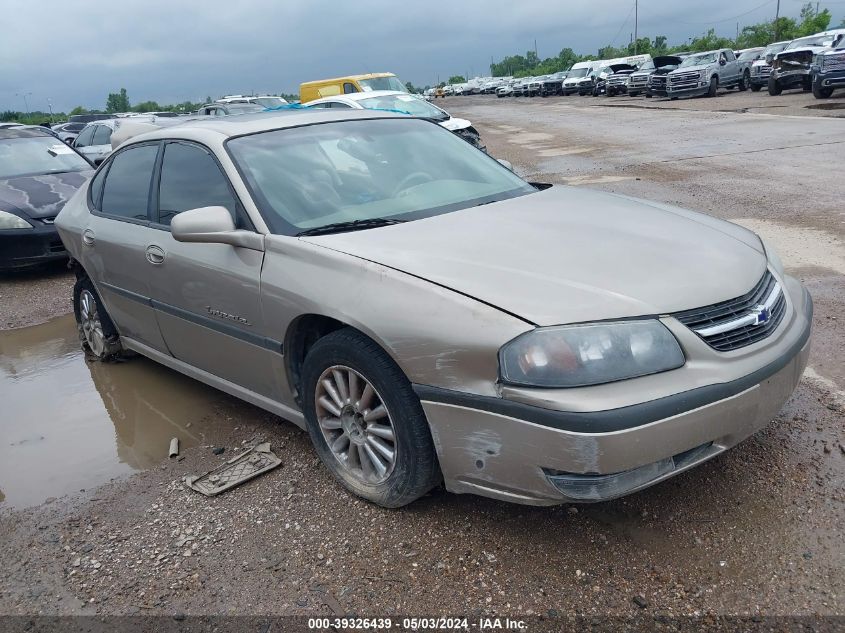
[82,229,95,246]
[145,245,166,265]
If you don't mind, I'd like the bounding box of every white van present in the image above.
[562,61,599,95]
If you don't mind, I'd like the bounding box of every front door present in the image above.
[142,141,280,399]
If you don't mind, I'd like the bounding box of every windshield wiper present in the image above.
[296,218,406,237]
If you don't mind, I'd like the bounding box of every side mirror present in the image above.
[719,58,727,66]
[497,159,514,171]
[171,206,264,251]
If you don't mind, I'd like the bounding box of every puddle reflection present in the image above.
[0,315,226,509]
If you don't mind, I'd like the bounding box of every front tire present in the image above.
[813,80,834,99]
[707,76,718,97]
[738,71,749,91]
[768,76,782,96]
[73,277,123,361]
[301,328,440,508]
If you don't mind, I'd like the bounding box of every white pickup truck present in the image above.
[666,48,748,98]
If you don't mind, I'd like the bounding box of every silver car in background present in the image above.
[55,110,812,508]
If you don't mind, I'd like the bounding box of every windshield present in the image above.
[567,67,589,78]
[786,35,830,49]
[0,136,90,179]
[637,61,655,71]
[227,104,265,114]
[358,94,448,121]
[680,52,717,67]
[764,42,788,56]
[737,50,762,62]
[254,97,288,108]
[227,118,535,236]
[358,76,407,92]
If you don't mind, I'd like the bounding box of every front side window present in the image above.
[100,144,158,221]
[343,83,357,94]
[0,135,91,179]
[75,126,95,147]
[357,94,448,121]
[157,142,237,226]
[227,118,534,236]
[92,125,112,146]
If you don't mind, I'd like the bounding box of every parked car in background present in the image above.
[55,109,811,508]
[666,49,747,99]
[0,126,92,270]
[811,35,845,98]
[306,90,485,151]
[216,95,289,108]
[496,82,515,98]
[68,113,117,125]
[52,121,87,144]
[196,103,266,117]
[562,62,594,95]
[769,30,845,95]
[540,72,568,96]
[526,76,547,97]
[300,73,407,103]
[750,41,790,91]
[605,64,639,96]
[645,55,687,97]
[73,119,125,165]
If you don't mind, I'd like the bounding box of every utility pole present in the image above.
[534,39,538,58]
[774,0,781,41]
[15,92,32,115]
[47,98,54,123]
[634,0,638,55]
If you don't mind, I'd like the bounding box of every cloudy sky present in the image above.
[2,0,841,113]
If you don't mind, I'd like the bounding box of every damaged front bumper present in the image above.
[414,282,812,506]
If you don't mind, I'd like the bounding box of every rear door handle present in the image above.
[82,229,95,246]
[145,245,166,265]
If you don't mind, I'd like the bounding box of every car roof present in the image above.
[0,126,54,139]
[121,109,410,146]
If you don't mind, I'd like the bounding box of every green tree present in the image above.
[1,110,20,121]
[106,88,130,113]
[447,75,466,84]
[652,36,668,55]
[795,2,831,36]
[133,100,161,113]
[69,106,88,116]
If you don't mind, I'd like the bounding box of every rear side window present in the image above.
[75,126,95,148]
[157,142,237,226]
[343,83,357,94]
[92,125,111,146]
[100,144,158,221]
[89,166,108,209]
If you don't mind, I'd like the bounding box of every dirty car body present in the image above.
[55,110,812,507]
[0,127,93,270]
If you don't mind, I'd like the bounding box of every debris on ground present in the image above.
[185,442,282,496]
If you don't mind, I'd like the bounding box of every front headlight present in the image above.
[0,210,33,230]
[760,238,785,276]
[499,320,685,388]
[700,70,709,80]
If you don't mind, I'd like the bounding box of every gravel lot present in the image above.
[1,91,843,625]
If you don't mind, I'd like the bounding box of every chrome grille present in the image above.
[629,74,649,87]
[670,71,700,84]
[673,270,786,351]
[607,76,629,86]
[822,54,845,71]
[649,75,666,87]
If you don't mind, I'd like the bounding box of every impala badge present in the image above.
[206,306,250,326]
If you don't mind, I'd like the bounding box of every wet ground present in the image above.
[0,93,843,621]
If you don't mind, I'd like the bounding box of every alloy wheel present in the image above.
[315,365,398,484]
[79,289,106,357]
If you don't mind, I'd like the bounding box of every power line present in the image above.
[608,3,637,48]
[672,0,778,25]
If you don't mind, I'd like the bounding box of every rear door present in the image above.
[143,141,279,399]
[81,142,169,352]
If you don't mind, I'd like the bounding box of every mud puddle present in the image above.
[0,315,227,509]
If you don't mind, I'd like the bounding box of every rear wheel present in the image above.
[768,76,782,96]
[301,328,440,508]
[73,277,123,361]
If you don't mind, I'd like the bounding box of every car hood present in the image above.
[776,46,828,58]
[439,117,471,132]
[609,64,637,74]
[670,63,709,73]
[303,187,766,326]
[0,170,92,219]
